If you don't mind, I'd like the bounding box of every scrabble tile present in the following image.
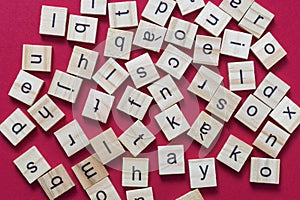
[187,66,223,102]
[9,70,44,106]
[158,145,185,175]
[217,135,253,172]
[176,189,204,200]
[133,20,167,53]
[67,46,99,79]
[270,96,300,133]
[251,32,287,70]
[22,44,52,72]
[126,187,154,200]
[86,177,121,200]
[72,154,109,189]
[177,0,205,16]
[221,29,252,59]
[253,72,290,109]
[117,86,152,120]
[193,35,222,66]
[188,158,217,188]
[250,157,280,184]
[122,157,149,187]
[104,28,134,60]
[13,146,51,184]
[0,108,35,146]
[187,111,223,148]
[253,121,290,158]
[219,0,254,21]
[228,61,256,91]
[108,1,138,28]
[67,15,98,44]
[155,104,190,141]
[82,89,115,123]
[206,86,241,122]
[141,0,176,27]
[239,2,274,38]
[156,44,192,80]
[194,2,231,37]
[92,58,129,94]
[164,17,198,49]
[39,5,68,36]
[27,95,65,132]
[48,70,83,103]
[235,95,271,132]
[54,120,89,157]
[147,75,184,111]
[90,128,125,165]
[80,0,107,15]
[118,120,155,157]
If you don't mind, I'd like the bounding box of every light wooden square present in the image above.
[80,0,107,15]
[117,86,153,120]
[156,44,192,80]
[219,0,254,21]
[158,145,185,175]
[39,5,68,37]
[118,120,155,157]
[126,187,154,200]
[54,120,89,157]
[194,2,231,37]
[253,121,290,158]
[250,157,280,184]
[38,164,75,200]
[86,177,121,200]
[90,128,125,165]
[217,135,253,172]
[188,65,223,102]
[22,44,52,72]
[108,1,138,28]
[48,70,83,103]
[155,104,190,141]
[92,58,129,94]
[122,157,149,187]
[27,94,65,132]
[251,32,287,70]
[82,89,115,123]
[177,0,205,16]
[9,70,44,106]
[176,189,204,200]
[164,17,198,49]
[188,158,217,188]
[193,35,222,66]
[14,146,51,184]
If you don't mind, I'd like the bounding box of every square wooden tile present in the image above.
[81,0,107,15]
[158,145,185,175]
[86,177,121,200]
[176,189,204,200]
[250,157,280,184]
[126,187,154,200]
[108,1,138,28]
[177,0,205,16]
[122,157,149,187]
[219,0,254,21]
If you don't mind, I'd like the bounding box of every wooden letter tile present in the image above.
[108,1,138,28]
[158,145,185,175]
[81,0,107,15]
[177,0,205,16]
[250,157,280,184]
[122,157,149,187]
[126,187,154,200]
[219,0,254,21]
[176,189,204,200]
[86,177,121,200]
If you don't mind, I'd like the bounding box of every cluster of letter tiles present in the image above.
[1,0,299,199]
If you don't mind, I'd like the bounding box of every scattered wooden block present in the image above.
[156,44,192,80]
[67,15,98,44]
[38,164,75,200]
[206,86,241,122]
[108,1,138,28]
[239,2,274,38]
[118,120,155,157]
[219,0,254,21]
[27,94,65,132]
[48,70,83,103]
[158,145,185,175]
[234,95,271,132]
[165,17,198,49]
[188,158,217,188]
[141,0,176,27]
[122,157,149,187]
[177,0,205,16]
[82,89,115,123]
[217,135,253,172]
[253,121,290,158]
[90,128,125,165]
[13,146,51,184]
[22,44,52,72]
[194,2,231,37]
[251,32,287,70]
[187,65,223,102]
[80,0,107,15]
[9,70,44,106]
[54,120,89,157]
[154,104,190,141]
[72,154,109,189]
[176,189,204,200]
[250,157,280,184]
[39,5,68,36]
[126,187,154,200]
[86,177,121,200]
